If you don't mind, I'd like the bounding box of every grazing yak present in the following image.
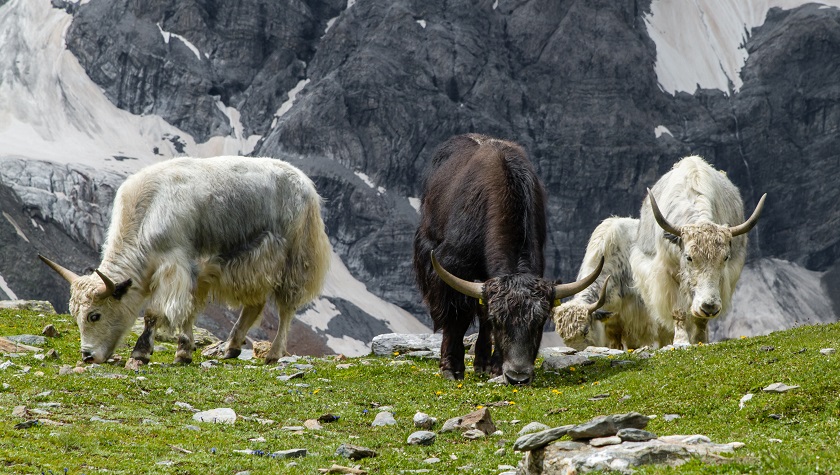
[40,156,331,364]
[554,217,670,350]
[555,156,765,348]
[414,133,603,384]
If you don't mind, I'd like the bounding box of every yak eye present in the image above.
[87,313,101,323]
[724,254,731,261]
[685,255,693,262]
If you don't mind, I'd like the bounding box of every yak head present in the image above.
[39,255,136,364]
[552,276,611,350]
[648,189,766,320]
[431,251,603,385]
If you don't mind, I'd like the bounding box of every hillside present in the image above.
[2,308,839,474]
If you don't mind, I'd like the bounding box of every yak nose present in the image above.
[699,302,720,317]
[504,369,533,385]
[81,350,95,363]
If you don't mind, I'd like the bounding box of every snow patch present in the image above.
[493,0,499,10]
[157,23,204,61]
[2,212,29,243]
[645,0,840,94]
[416,19,427,28]
[213,100,260,156]
[355,171,376,189]
[0,274,18,300]
[654,125,673,138]
[408,197,421,212]
[324,17,338,35]
[347,0,357,8]
[272,79,310,127]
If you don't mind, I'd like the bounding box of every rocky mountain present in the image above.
[1,0,839,354]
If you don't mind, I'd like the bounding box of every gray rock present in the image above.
[407,430,436,446]
[617,428,657,442]
[518,422,551,436]
[0,300,56,314]
[371,333,442,356]
[513,425,576,452]
[589,435,621,447]
[278,372,305,382]
[90,416,121,423]
[458,407,496,435]
[763,382,800,393]
[271,448,307,459]
[193,408,236,424]
[423,457,441,463]
[281,426,305,432]
[538,347,579,358]
[567,413,650,440]
[335,443,377,460]
[413,411,436,429]
[372,411,396,427]
[440,416,462,433]
[541,354,595,371]
[41,325,59,338]
[820,348,836,355]
[184,425,201,431]
[4,335,46,347]
[663,414,681,422]
[462,429,485,440]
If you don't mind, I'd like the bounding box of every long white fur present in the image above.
[630,156,747,343]
[67,156,331,362]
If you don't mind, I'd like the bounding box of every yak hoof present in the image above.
[440,369,464,380]
[130,353,151,365]
[264,356,279,365]
[222,348,241,360]
[173,355,193,365]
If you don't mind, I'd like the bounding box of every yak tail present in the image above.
[276,191,331,309]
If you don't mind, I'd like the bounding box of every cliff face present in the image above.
[1,0,839,348]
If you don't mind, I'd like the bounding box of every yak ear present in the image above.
[663,232,681,245]
[112,279,132,300]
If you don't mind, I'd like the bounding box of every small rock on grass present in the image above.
[413,411,436,429]
[763,382,800,393]
[335,443,377,460]
[272,448,307,458]
[42,325,59,338]
[372,411,396,427]
[518,421,550,436]
[821,348,836,355]
[463,429,485,440]
[304,419,323,430]
[318,465,368,474]
[193,408,236,424]
[407,431,436,446]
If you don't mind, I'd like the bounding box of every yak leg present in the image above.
[439,315,471,380]
[265,303,294,364]
[473,308,495,376]
[174,312,198,364]
[130,314,158,364]
[672,310,690,347]
[223,303,266,360]
[687,316,709,344]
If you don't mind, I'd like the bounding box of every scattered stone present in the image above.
[370,333,442,356]
[463,429,485,440]
[336,363,353,369]
[272,448,307,459]
[458,407,497,434]
[739,393,754,409]
[318,465,368,474]
[72,366,85,374]
[45,349,59,360]
[616,428,657,442]
[769,438,783,443]
[124,358,144,371]
[494,448,506,456]
[12,406,29,418]
[413,411,436,429]
[440,416,462,433]
[193,408,236,424]
[513,425,576,452]
[541,354,594,371]
[372,411,396,427]
[0,360,13,370]
[539,346,579,358]
[407,430,436,446]
[820,348,835,355]
[90,416,121,423]
[281,426,306,432]
[423,457,441,463]
[0,337,41,353]
[294,363,314,371]
[335,443,377,460]
[304,419,323,430]
[4,335,45,346]
[42,325,59,338]
[174,402,199,412]
[582,346,625,357]
[519,422,550,436]
[760,345,775,352]
[0,300,56,313]
[278,356,300,364]
[14,420,40,429]
[663,414,681,422]
[567,412,649,439]
[278,372,305,382]
[763,382,800,393]
[200,360,220,369]
[618,395,631,403]
[184,424,201,431]
[587,393,610,401]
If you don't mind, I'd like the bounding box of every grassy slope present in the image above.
[1,309,838,474]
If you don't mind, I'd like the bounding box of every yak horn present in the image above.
[554,256,604,300]
[430,250,484,300]
[587,275,611,314]
[729,193,767,237]
[38,255,80,284]
[94,269,116,299]
[647,188,681,237]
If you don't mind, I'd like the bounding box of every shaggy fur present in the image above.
[59,156,330,364]
[554,217,670,350]
[631,156,753,344]
[413,134,552,384]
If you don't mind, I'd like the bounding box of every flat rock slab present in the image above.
[193,408,236,424]
[407,430,436,446]
[514,425,576,452]
[763,382,800,393]
[541,354,594,371]
[567,412,650,439]
[370,333,442,356]
[335,443,377,460]
[0,337,41,353]
[0,300,56,314]
[272,448,307,458]
[523,436,744,474]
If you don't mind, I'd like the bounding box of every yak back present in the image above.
[419,134,547,281]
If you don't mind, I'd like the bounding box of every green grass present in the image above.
[1,309,839,474]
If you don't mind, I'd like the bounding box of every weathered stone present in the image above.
[304,419,323,430]
[193,408,236,424]
[463,429,485,440]
[617,428,657,442]
[41,325,59,338]
[513,425,576,452]
[0,300,56,314]
[458,407,496,435]
[440,416,462,433]
[590,435,622,447]
[370,333,442,356]
[820,348,836,355]
[567,413,650,440]
[407,430,436,446]
[272,448,307,459]
[278,372,305,382]
[335,443,377,460]
[519,422,551,436]
[538,347,579,358]
[763,382,800,393]
[4,334,46,347]
[413,411,436,429]
[372,411,396,427]
[541,354,595,371]
[12,406,29,418]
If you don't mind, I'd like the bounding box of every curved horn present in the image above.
[647,188,681,237]
[38,255,80,284]
[586,275,611,314]
[554,256,604,300]
[729,193,767,237]
[430,250,484,300]
[94,269,116,299]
